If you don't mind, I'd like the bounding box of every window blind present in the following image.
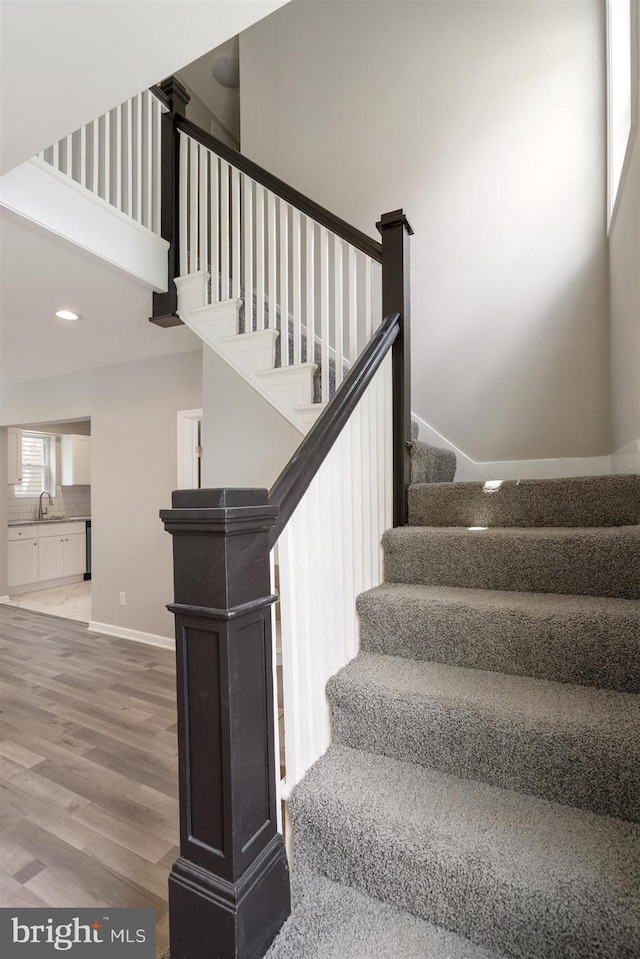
[15,433,53,497]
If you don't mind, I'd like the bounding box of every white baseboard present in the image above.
[410,412,627,481]
[612,437,640,474]
[0,595,10,605]
[8,573,84,596]
[88,620,174,650]
[476,455,613,481]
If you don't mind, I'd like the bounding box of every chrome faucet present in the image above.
[38,490,53,520]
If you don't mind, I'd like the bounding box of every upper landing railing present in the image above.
[38,87,168,235]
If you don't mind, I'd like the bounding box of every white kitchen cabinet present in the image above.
[38,534,65,580]
[8,521,87,590]
[8,537,38,588]
[7,428,22,485]
[38,522,87,580]
[60,434,91,486]
[63,533,86,576]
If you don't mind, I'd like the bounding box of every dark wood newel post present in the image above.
[150,76,190,328]
[377,209,413,527]
[160,488,291,959]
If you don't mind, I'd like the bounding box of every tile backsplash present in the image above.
[7,485,91,523]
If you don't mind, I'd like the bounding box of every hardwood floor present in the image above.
[0,604,178,957]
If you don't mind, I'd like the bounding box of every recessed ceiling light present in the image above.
[55,309,80,321]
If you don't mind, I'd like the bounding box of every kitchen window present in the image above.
[15,432,55,497]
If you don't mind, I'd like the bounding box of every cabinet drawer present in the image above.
[8,526,35,541]
[37,522,85,538]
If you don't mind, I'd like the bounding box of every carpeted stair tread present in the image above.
[327,653,640,820]
[382,525,640,599]
[290,745,640,959]
[408,474,640,528]
[357,583,640,692]
[266,868,507,959]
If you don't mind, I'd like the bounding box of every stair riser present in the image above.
[408,475,640,528]
[328,689,639,822]
[356,591,640,693]
[290,793,637,959]
[382,527,640,599]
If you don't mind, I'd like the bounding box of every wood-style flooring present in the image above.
[0,604,178,956]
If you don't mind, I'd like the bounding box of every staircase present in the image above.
[267,474,640,959]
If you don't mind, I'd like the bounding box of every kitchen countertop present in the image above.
[8,516,91,527]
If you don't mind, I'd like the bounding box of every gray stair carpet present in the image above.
[266,868,507,959]
[286,745,640,959]
[266,474,640,958]
[357,584,640,692]
[383,525,640,598]
[409,474,640,527]
[327,652,640,820]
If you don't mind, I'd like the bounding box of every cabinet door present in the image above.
[61,435,91,485]
[7,428,22,485]
[39,535,65,581]
[63,534,86,576]
[8,539,38,588]
[73,437,91,485]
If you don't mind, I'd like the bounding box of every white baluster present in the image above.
[267,192,277,331]
[91,119,99,194]
[199,144,208,274]
[115,106,122,211]
[243,175,254,331]
[231,167,241,300]
[220,160,230,299]
[179,132,188,276]
[292,209,302,365]
[320,226,330,403]
[64,134,72,177]
[305,218,315,365]
[52,140,60,172]
[209,153,219,302]
[79,126,87,188]
[256,185,265,330]
[103,113,111,204]
[189,137,199,274]
[365,256,373,341]
[153,96,162,234]
[334,236,344,387]
[135,93,143,224]
[279,202,289,366]
[348,245,357,364]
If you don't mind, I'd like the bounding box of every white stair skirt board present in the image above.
[223,328,279,377]
[185,299,242,344]
[255,364,317,411]
[296,403,327,428]
[176,272,317,435]
[0,158,169,291]
[88,621,174,650]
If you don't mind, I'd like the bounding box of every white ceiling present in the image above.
[0,213,202,387]
[0,0,287,174]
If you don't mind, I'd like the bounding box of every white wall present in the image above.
[609,5,640,453]
[0,351,202,639]
[240,0,610,463]
[0,430,7,597]
[201,346,302,489]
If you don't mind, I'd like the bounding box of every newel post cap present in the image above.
[376,209,414,236]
